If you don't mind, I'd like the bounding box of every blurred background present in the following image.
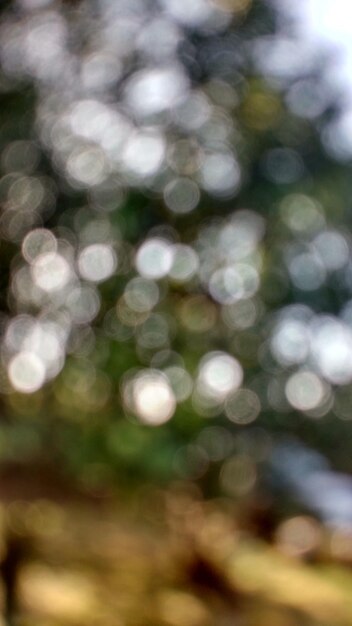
[1,0,352,624]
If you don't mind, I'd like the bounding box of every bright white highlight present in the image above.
[197,351,243,400]
[132,371,176,425]
[285,370,325,411]
[200,152,241,196]
[271,319,310,366]
[122,130,165,178]
[124,66,188,117]
[67,146,107,186]
[168,245,199,282]
[136,238,173,279]
[310,317,352,384]
[32,252,71,292]
[78,243,117,282]
[8,351,46,393]
[124,278,159,312]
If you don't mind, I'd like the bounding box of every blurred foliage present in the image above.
[2,0,352,624]
[0,0,352,503]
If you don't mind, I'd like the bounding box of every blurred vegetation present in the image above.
[0,0,352,623]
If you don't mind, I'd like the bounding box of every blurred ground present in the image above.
[0,487,351,626]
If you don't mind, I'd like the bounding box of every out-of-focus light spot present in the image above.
[67,146,107,187]
[220,454,256,496]
[237,264,260,297]
[280,194,325,233]
[164,178,200,214]
[136,314,169,349]
[209,264,259,304]
[9,176,45,211]
[131,370,176,425]
[285,370,326,411]
[5,315,36,352]
[66,286,101,325]
[122,130,165,178]
[179,295,217,332]
[137,17,181,60]
[286,79,329,120]
[168,139,201,176]
[218,210,266,260]
[78,218,112,246]
[271,319,310,366]
[2,140,40,174]
[104,309,134,342]
[32,252,71,292]
[11,267,42,306]
[116,296,149,328]
[0,207,38,243]
[135,238,173,279]
[124,277,159,313]
[207,79,238,108]
[288,252,326,291]
[173,91,211,130]
[273,304,314,325]
[151,349,184,369]
[323,111,352,160]
[22,229,57,264]
[253,37,317,81]
[101,117,132,161]
[209,267,244,304]
[124,66,188,117]
[275,516,321,558]
[221,299,259,330]
[225,388,261,424]
[262,148,304,184]
[197,351,243,400]
[313,230,349,271]
[17,12,67,81]
[68,100,114,142]
[78,243,117,283]
[199,152,241,196]
[168,245,199,282]
[310,317,352,384]
[101,13,143,57]
[160,0,222,27]
[8,351,45,393]
[20,321,66,380]
[80,52,122,91]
